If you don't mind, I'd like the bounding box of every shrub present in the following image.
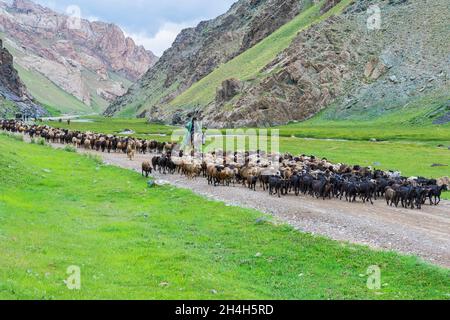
[84,153,103,165]
[0,131,24,141]
[64,145,77,153]
[37,138,47,146]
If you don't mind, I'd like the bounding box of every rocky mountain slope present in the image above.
[106,0,449,128]
[0,38,46,118]
[0,0,157,113]
[201,0,450,127]
[105,0,309,117]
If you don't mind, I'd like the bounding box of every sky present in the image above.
[31,0,237,56]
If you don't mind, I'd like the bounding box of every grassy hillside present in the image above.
[16,64,135,116]
[14,64,95,115]
[113,69,178,118]
[1,38,94,115]
[2,36,131,116]
[0,134,449,299]
[0,97,18,118]
[275,92,450,141]
[167,0,353,111]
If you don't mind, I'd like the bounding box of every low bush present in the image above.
[63,145,77,153]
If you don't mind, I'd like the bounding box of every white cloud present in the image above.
[85,15,100,22]
[124,21,195,56]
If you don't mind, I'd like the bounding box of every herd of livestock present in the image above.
[2,119,448,210]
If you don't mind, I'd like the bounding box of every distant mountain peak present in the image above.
[0,0,158,113]
[106,0,307,117]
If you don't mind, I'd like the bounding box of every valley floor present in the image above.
[36,135,450,268]
[0,134,449,299]
[41,116,450,188]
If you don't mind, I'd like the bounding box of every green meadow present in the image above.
[0,134,449,300]
[42,116,175,141]
[41,115,449,199]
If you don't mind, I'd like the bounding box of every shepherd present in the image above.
[186,117,197,146]
[182,116,204,153]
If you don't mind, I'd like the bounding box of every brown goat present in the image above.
[385,187,398,207]
[142,161,153,178]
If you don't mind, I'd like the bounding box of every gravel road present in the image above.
[35,138,450,268]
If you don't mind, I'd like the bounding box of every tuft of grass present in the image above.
[0,134,449,300]
[63,145,77,153]
[83,153,103,165]
[0,131,24,141]
[36,138,47,146]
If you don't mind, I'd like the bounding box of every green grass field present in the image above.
[275,113,450,142]
[274,92,450,141]
[0,134,449,300]
[169,0,353,110]
[42,116,175,141]
[275,122,450,142]
[42,116,449,189]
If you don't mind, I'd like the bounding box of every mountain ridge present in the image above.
[0,0,158,113]
[105,0,309,117]
[105,0,450,128]
[0,38,46,117]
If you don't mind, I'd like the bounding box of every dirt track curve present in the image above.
[28,137,450,268]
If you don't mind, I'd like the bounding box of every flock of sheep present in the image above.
[2,120,448,210]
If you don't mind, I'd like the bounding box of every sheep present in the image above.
[72,136,78,147]
[84,139,91,149]
[397,186,414,209]
[142,161,153,178]
[2,120,446,212]
[206,164,219,185]
[437,177,450,187]
[268,176,283,198]
[218,167,237,186]
[312,179,327,200]
[407,177,419,187]
[385,187,398,207]
[152,156,160,172]
[157,154,169,174]
[180,161,202,179]
[207,164,226,186]
[426,185,448,205]
[358,180,376,205]
[127,144,136,161]
[247,175,258,191]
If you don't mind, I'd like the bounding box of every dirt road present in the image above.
[34,138,450,268]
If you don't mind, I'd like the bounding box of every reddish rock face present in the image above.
[6,0,157,80]
[0,0,158,105]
